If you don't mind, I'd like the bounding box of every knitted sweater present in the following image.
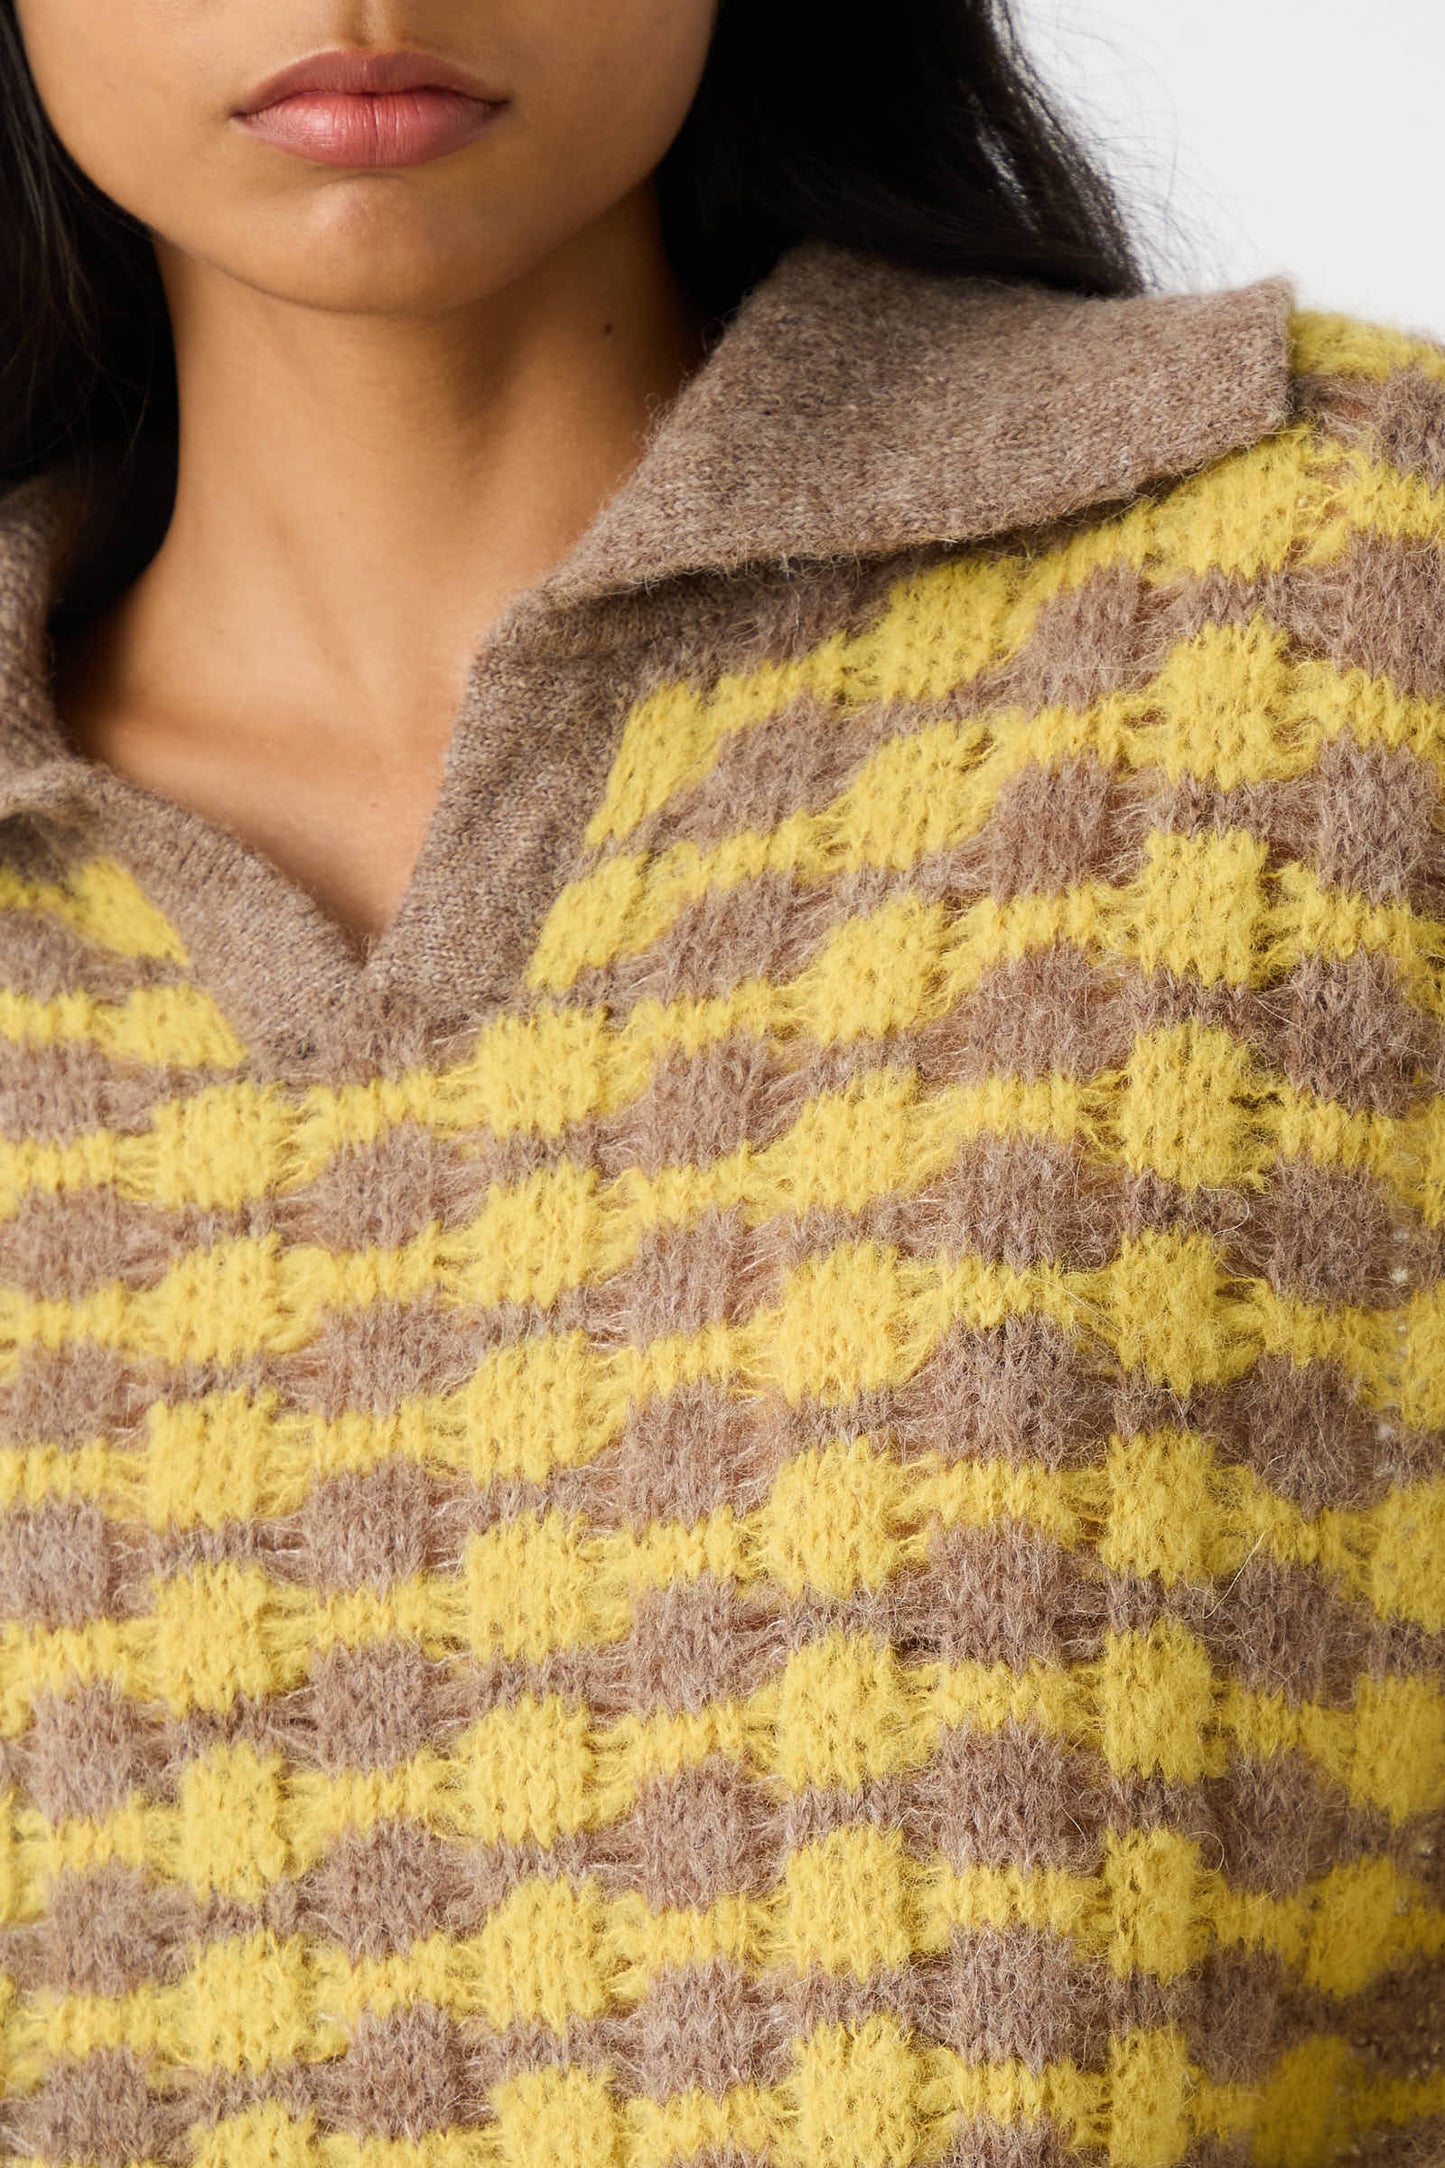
[0,241,1441,2168]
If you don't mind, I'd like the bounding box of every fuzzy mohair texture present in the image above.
[0,241,1441,2168]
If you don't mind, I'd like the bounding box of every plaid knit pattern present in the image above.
[0,299,1443,2168]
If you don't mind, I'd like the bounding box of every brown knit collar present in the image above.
[549,240,1296,602]
[0,237,1296,820]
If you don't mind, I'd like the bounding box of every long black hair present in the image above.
[0,0,1142,499]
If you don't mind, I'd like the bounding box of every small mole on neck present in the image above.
[602,321,614,336]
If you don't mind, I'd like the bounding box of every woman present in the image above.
[0,2,1438,2162]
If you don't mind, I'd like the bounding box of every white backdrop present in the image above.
[1016,0,1445,338]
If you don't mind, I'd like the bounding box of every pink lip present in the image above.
[234,47,508,168]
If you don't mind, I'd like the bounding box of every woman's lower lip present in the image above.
[235,88,503,167]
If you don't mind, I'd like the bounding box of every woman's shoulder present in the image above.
[1135,296,1445,596]
[728,251,1445,630]
[1289,302,1445,418]
[984,290,1445,735]
[1284,305,1445,562]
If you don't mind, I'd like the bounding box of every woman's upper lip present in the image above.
[235,47,507,116]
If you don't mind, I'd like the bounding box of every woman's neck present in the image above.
[131,186,706,745]
[49,186,708,948]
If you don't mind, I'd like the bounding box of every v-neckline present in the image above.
[0,265,787,1077]
[22,464,653,1077]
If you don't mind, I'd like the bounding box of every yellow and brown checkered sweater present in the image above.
[0,245,1442,2168]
